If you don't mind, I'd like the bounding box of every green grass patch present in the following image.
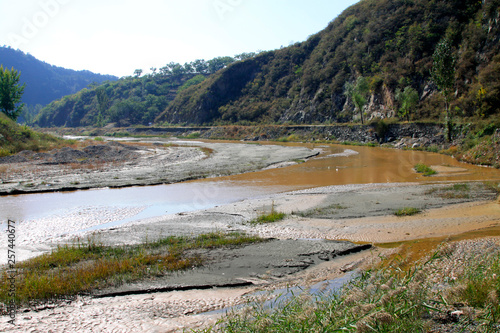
[250,202,286,225]
[0,232,262,308]
[251,211,286,225]
[414,163,437,176]
[394,207,421,216]
[184,132,201,139]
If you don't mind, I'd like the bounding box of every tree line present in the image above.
[133,52,259,78]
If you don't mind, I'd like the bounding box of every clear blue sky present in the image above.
[1,0,359,77]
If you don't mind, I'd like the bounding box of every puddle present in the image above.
[203,270,359,316]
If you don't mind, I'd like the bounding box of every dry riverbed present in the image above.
[0,139,318,194]
[1,181,499,332]
[1,139,500,332]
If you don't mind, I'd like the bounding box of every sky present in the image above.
[1,0,359,77]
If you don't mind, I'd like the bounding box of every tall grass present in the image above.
[200,239,500,332]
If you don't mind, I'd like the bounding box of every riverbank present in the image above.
[1,181,498,332]
[40,122,500,169]
[0,139,318,195]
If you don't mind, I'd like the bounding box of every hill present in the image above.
[33,56,254,127]
[156,0,500,125]
[0,112,65,157]
[34,73,201,127]
[0,46,117,122]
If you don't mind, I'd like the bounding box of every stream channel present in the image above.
[1,140,499,262]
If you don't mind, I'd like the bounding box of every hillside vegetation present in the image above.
[157,0,500,126]
[0,112,65,157]
[0,47,117,123]
[32,0,500,131]
[34,55,257,127]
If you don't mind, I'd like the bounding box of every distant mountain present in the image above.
[156,0,500,125]
[0,46,118,110]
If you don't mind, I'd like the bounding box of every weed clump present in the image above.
[415,163,437,176]
[394,207,422,216]
[250,202,286,225]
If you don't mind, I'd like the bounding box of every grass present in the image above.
[252,211,286,224]
[394,207,422,216]
[424,182,498,200]
[200,238,500,332]
[0,113,69,157]
[184,132,201,139]
[293,203,347,218]
[414,163,437,176]
[0,232,262,308]
[250,202,286,225]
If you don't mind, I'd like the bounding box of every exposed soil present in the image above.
[1,138,499,332]
[0,139,318,195]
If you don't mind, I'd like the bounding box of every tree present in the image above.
[192,59,208,74]
[134,69,143,77]
[0,65,26,121]
[207,56,235,74]
[95,86,110,127]
[344,76,369,124]
[431,38,456,141]
[395,86,419,121]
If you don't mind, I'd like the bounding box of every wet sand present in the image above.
[1,181,499,332]
[0,139,318,195]
[1,139,500,332]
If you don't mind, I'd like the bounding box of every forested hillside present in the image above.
[157,0,500,125]
[0,47,117,123]
[34,55,256,127]
[34,0,500,128]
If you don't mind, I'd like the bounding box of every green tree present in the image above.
[395,86,419,122]
[134,69,143,77]
[431,38,456,141]
[0,65,26,121]
[207,56,235,74]
[95,86,109,127]
[344,76,369,124]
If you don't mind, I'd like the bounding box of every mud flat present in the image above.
[2,181,498,332]
[0,139,318,195]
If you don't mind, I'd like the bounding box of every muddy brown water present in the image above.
[202,142,500,188]
[1,142,499,230]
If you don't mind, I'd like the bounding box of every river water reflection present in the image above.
[1,141,499,231]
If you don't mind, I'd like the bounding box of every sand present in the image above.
[1,139,499,332]
[1,181,499,332]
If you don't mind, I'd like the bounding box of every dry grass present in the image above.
[0,232,262,309]
[201,238,500,332]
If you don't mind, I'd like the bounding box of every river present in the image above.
[1,141,499,253]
